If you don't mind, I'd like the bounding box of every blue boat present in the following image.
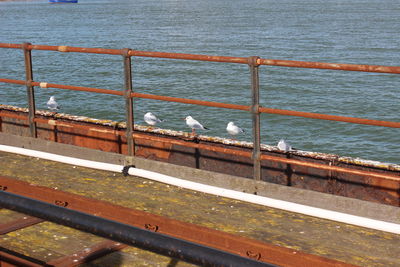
[49,0,78,3]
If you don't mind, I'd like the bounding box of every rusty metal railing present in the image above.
[0,42,399,183]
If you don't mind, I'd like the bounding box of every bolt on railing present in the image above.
[0,42,399,183]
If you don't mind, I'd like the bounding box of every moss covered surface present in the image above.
[0,151,399,266]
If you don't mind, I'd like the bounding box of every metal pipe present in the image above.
[22,42,37,137]
[259,107,400,128]
[34,81,124,96]
[259,58,400,74]
[129,50,249,64]
[2,42,400,73]
[131,92,250,111]
[249,57,261,181]
[2,78,398,128]
[0,175,359,267]
[123,49,135,156]
[0,190,274,267]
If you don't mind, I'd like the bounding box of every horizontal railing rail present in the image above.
[2,43,400,73]
[0,42,399,183]
[1,78,399,129]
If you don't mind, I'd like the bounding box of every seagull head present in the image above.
[184,116,192,121]
[50,96,56,101]
[227,122,234,127]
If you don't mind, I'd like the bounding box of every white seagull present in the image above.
[277,139,292,152]
[144,112,163,126]
[46,96,60,111]
[226,122,244,139]
[184,116,208,135]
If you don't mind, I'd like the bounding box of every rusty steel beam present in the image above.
[0,176,355,267]
[259,154,400,183]
[133,128,253,158]
[0,111,399,183]
[133,133,400,183]
[46,240,127,267]
[0,249,47,267]
[0,215,44,235]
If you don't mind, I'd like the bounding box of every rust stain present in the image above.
[135,137,172,160]
[72,126,121,153]
[0,104,399,206]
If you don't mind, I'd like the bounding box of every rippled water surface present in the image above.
[0,0,399,164]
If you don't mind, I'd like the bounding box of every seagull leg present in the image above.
[190,128,198,138]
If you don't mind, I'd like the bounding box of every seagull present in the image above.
[277,139,292,152]
[226,122,244,139]
[144,112,163,126]
[46,96,60,111]
[184,116,208,135]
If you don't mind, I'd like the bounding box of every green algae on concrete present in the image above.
[0,217,194,267]
[0,151,400,266]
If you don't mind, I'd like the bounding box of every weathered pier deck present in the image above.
[1,150,399,266]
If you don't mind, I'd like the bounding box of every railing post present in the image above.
[122,48,135,156]
[248,56,261,181]
[23,42,37,138]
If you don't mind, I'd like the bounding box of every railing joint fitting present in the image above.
[124,90,133,99]
[247,56,260,67]
[57,46,69,52]
[122,48,132,57]
[22,42,32,51]
[251,104,260,114]
[25,80,34,87]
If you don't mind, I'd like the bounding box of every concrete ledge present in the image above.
[1,132,399,224]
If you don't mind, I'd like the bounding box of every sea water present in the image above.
[0,0,399,164]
